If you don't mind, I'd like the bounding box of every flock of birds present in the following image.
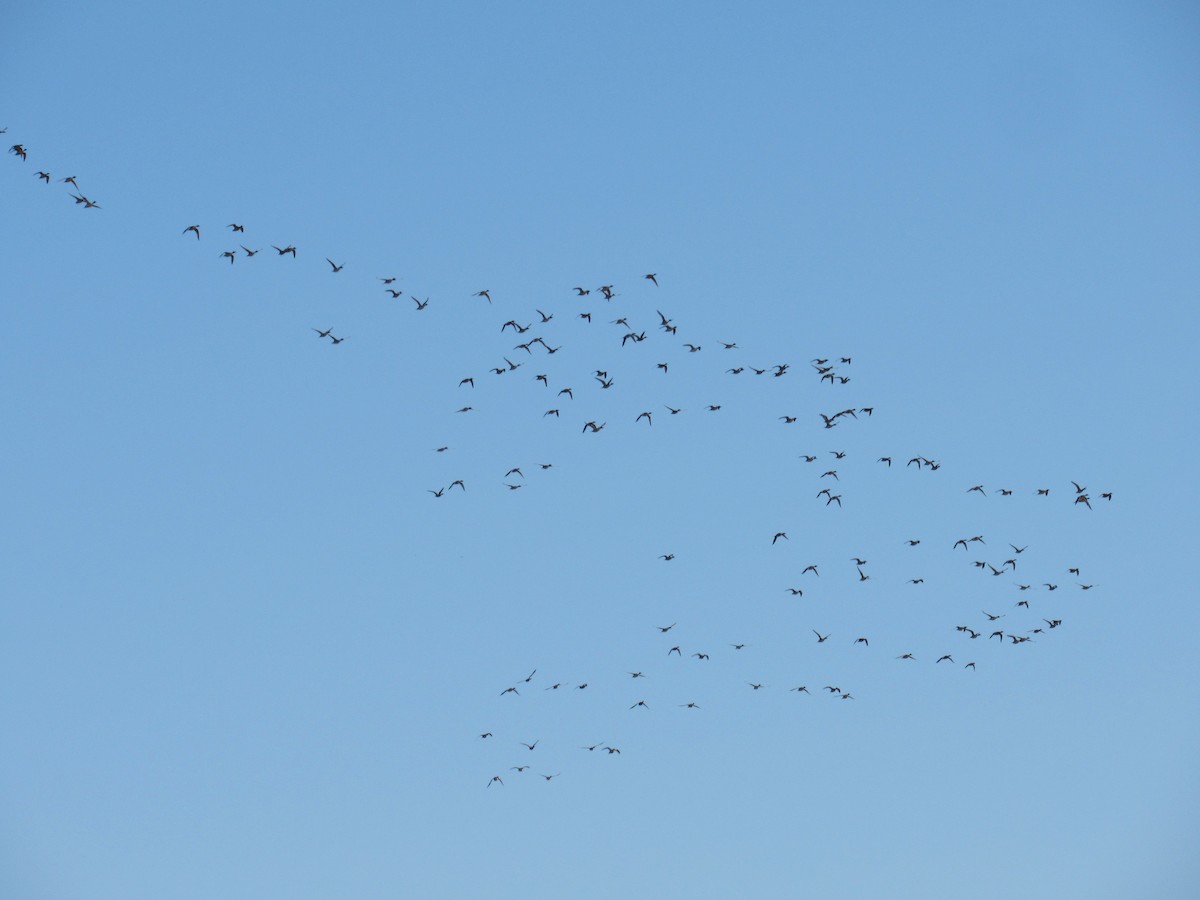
[9,128,1114,790]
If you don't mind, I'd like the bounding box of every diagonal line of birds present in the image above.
[8,129,1117,789]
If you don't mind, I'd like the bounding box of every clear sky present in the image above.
[3,2,1199,898]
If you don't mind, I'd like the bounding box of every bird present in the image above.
[474,289,492,303]
[637,411,652,425]
[487,776,504,788]
[312,327,334,339]
[644,273,658,286]
[936,655,954,664]
[240,246,260,257]
[273,245,297,257]
[630,700,649,710]
[539,773,562,781]
[656,623,676,633]
[772,532,788,544]
[35,171,50,183]
[519,740,539,750]
[182,225,201,240]
[386,289,403,298]
[813,631,830,643]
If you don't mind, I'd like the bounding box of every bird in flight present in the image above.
[772,532,788,544]
[644,273,658,286]
[813,631,830,643]
[273,245,297,257]
[183,225,201,240]
[475,289,492,304]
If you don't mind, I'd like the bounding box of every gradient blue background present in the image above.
[3,2,1198,898]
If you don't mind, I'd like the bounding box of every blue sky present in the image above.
[3,2,1199,898]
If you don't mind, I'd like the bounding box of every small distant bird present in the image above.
[273,245,297,257]
[772,532,788,545]
[813,631,830,643]
[183,225,201,240]
[474,289,492,304]
[35,171,50,182]
[644,273,658,286]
